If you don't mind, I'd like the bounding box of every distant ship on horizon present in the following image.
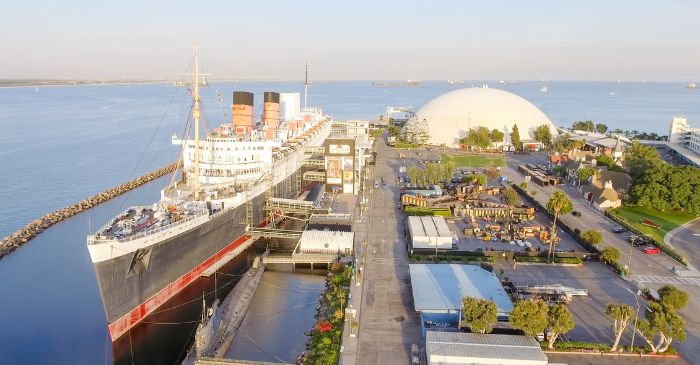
[371,80,420,87]
[688,82,697,89]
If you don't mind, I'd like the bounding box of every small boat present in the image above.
[540,85,548,92]
[688,83,697,89]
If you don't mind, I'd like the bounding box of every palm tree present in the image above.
[545,190,573,262]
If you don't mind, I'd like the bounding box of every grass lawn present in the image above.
[440,152,505,168]
[610,205,697,243]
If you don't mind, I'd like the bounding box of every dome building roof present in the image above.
[413,87,558,147]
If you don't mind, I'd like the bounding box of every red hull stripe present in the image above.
[107,217,270,341]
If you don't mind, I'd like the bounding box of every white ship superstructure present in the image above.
[87,46,332,342]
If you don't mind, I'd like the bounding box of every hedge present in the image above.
[545,341,611,352]
[606,210,688,266]
[516,256,583,265]
[410,254,495,263]
[404,206,452,217]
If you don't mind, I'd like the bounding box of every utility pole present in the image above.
[303,61,309,109]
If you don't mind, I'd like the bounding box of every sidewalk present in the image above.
[339,168,374,365]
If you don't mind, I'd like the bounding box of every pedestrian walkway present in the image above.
[629,274,700,287]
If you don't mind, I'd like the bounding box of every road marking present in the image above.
[629,274,700,286]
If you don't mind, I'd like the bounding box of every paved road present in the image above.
[503,151,700,364]
[504,152,680,280]
[353,136,422,365]
[665,218,700,271]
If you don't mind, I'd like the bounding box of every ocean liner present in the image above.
[87,45,332,341]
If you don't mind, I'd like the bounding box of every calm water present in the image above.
[225,270,326,363]
[0,81,698,364]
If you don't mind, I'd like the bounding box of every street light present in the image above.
[624,286,641,352]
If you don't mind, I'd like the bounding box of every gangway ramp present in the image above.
[246,227,303,239]
[304,146,325,155]
[303,157,325,167]
[264,253,338,265]
[303,171,326,182]
[266,197,314,214]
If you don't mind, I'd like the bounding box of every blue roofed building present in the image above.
[409,264,513,336]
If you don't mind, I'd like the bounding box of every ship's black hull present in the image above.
[93,169,303,325]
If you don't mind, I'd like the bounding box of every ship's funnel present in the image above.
[232,91,254,134]
[262,92,280,128]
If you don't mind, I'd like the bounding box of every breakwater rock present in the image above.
[0,162,179,260]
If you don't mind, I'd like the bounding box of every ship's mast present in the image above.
[193,43,202,199]
[303,61,309,109]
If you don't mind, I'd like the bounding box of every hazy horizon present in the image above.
[3,0,699,82]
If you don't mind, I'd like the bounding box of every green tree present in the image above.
[572,120,595,132]
[440,161,457,184]
[636,301,686,353]
[545,190,574,261]
[425,163,441,185]
[502,188,521,208]
[509,299,549,336]
[548,304,575,350]
[581,230,602,245]
[596,123,608,134]
[606,303,635,352]
[461,297,498,333]
[511,124,522,151]
[601,246,620,264]
[576,167,597,185]
[491,128,505,143]
[407,167,419,187]
[624,141,664,180]
[484,167,500,181]
[658,285,689,310]
[534,124,553,148]
[464,126,492,150]
[629,165,700,215]
[596,154,614,168]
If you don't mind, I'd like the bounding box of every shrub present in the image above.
[581,230,602,245]
[547,341,611,352]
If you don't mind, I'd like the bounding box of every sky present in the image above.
[2,0,699,81]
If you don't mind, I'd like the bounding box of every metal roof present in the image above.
[298,230,354,253]
[409,264,513,316]
[407,216,452,238]
[426,331,548,364]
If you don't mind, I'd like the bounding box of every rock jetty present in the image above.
[0,162,179,260]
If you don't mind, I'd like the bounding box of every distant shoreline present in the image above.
[0,80,171,88]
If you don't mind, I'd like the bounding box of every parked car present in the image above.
[642,246,661,255]
[612,226,627,233]
[571,211,581,217]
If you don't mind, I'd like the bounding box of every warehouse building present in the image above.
[409,264,513,335]
[297,230,354,255]
[425,331,549,365]
[406,216,454,252]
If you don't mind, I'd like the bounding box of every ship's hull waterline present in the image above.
[94,164,313,341]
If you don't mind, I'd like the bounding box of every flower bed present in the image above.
[640,219,661,229]
[302,265,352,365]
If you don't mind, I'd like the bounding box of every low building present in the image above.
[298,230,354,255]
[409,264,514,335]
[591,170,631,196]
[581,180,622,211]
[406,216,453,250]
[425,331,549,365]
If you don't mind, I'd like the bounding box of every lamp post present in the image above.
[625,286,641,352]
[457,283,463,330]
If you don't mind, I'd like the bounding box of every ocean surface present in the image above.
[0,80,698,364]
